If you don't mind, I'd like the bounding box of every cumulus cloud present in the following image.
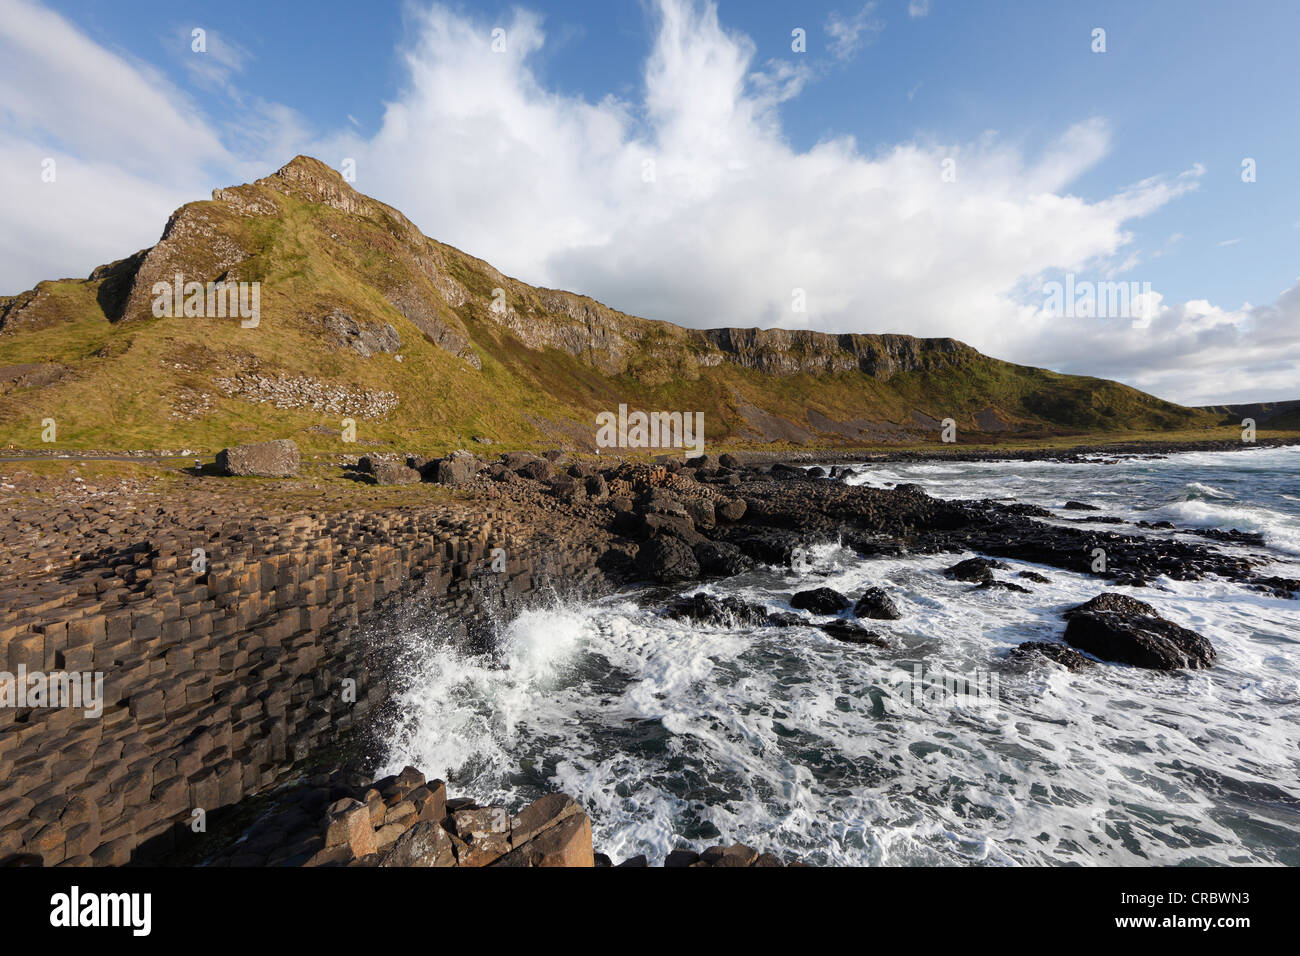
[0,0,1296,406]
[335,1,1225,384]
[1016,281,1300,406]
[908,0,932,19]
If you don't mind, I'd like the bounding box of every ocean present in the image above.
[378,445,1300,865]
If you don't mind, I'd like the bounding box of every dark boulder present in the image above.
[1249,575,1299,598]
[1007,641,1094,671]
[818,620,888,647]
[433,454,477,487]
[975,579,1032,593]
[683,497,716,530]
[1066,592,1152,617]
[519,459,555,481]
[1063,501,1100,511]
[726,529,803,566]
[766,611,804,627]
[944,556,1009,583]
[547,476,585,503]
[853,587,902,620]
[693,541,756,577]
[790,587,851,614]
[1061,593,1216,670]
[638,536,700,583]
[893,483,928,497]
[584,474,609,502]
[502,451,540,469]
[666,593,769,627]
[699,843,759,867]
[640,513,704,544]
[368,458,422,485]
[716,497,747,522]
[1003,502,1055,518]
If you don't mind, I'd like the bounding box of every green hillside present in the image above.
[0,156,1255,456]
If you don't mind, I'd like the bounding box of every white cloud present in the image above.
[179,25,251,94]
[908,0,932,18]
[824,3,885,61]
[337,1,1220,384]
[0,0,227,178]
[0,0,232,285]
[1016,282,1300,405]
[0,0,1295,406]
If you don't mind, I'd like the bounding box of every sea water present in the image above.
[377,446,1300,865]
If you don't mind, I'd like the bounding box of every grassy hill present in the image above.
[0,156,1268,456]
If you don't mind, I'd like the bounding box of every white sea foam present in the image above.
[376,447,1300,865]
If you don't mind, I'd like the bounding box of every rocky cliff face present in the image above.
[691,327,974,378]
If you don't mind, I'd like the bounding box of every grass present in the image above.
[0,156,1285,456]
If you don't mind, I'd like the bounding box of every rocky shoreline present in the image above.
[1,439,1295,867]
[188,765,795,868]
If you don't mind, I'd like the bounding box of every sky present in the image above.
[1,0,1297,405]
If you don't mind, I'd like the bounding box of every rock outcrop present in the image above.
[1061,593,1216,670]
[1007,641,1094,671]
[790,587,851,614]
[359,456,421,485]
[201,767,596,868]
[319,310,402,357]
[215,439,300,477]
[853,587,902,620]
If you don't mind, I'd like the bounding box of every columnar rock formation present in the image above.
[0,481,617,866]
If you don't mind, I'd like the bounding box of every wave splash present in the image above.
[375,448,1300,865]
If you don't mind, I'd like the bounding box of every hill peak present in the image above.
[268,155,351,194]
[231,155,374,219]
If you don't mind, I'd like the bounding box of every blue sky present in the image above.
[2,0,1298,403]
